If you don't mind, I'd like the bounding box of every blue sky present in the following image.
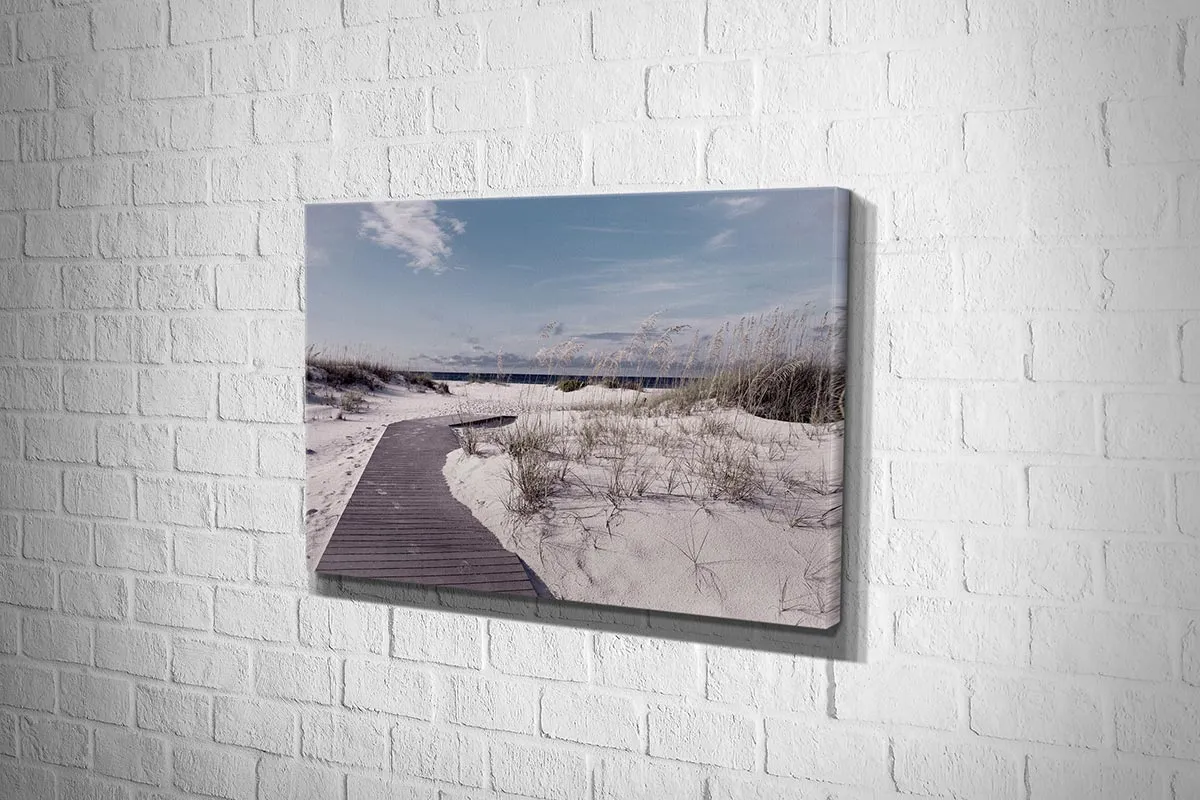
[306,188,848,374]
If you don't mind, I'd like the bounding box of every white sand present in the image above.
[307,379,843,626]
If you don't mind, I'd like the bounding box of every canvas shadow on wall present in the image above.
[305,187,850,630]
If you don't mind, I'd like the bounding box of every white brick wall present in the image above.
[0,0,1196,798]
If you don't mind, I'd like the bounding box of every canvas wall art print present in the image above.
[306,188,849,629]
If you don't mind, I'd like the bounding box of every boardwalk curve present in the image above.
[315,414,539,597]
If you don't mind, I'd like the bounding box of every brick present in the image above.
[175,530,252,580]
[137,683,210,738]
[531,64,642,130]
[433,75,525,132]
[1107,393,1200,459]
[61,570,127,621]
[171,318,247,365]
[0,664,55,710]
[1186,620,1200,686]
[133,157,208,205]
[964,388,1095,454]
[0,561,54,609]
[297,146,387,200]
[216,263,299,310]
[490,620,588,681]
[98,211,170,258]
[540,688,640,751]
[346,0,434,23]
[18,8,89,60]
[26,416,95,464]
[61,160,128,207]
[491,740,588,800]
[171,0,249,44]
[1032,319,1171,383]
[22,516,89,564]
[444,673,537,733]
[255,0,339,34]
[214,695,295,755]
[390,607,480,666]
[64,469,133,518]
[257,757,341,800]
[1181,471,1200,536]
[965,106,1101,172]
[1030,465,1165,532]
[894,736,1024,800]
[969,673,1103,747]
[55,56,127,109]
[176,424,255,476]
[0,66,49,111]
[138,363,214,413]
[0,366,58,411]
[64,263,133,311]
[95,105,169,155]
[594,126,695,186]
[964,534,1091,600]
[831,116,953,175]
[648,61,752,118]
[648,704,754,769]
[766,719,888,787]
[96,626,169,678]
[218,373,301,423]
[833,0,963,43]
[50,112,92,159]
[891,317,1025,380]
[301,712,388,769]
[1104,248,1200,310]
[134,578,213,630]
[705,650,823,712]
[213,152,292,203]
[61,671,131,725]
[137,474,213,527]
[171,97,253,150]
[95,734,167,790]
[890,40,1029,109]
[0,764,54,800]
[98,421,172,468]
[896,597,1028,665]
[21,312,91,360]
[964,242,1095,313]
[131,50,206,101]
[1028,754,1160,800]
[1032,607,1170,680]
[1034,27,1176,100]
[254,94,332,143]
[173,746,255,800]
[892,460,1016,525]
[138,263,213,309]
[1028,171,1168,238]
[0,463,58,510]
[212,39,293,95]
[173,636,250,691]
[390,20,477,77]
[344,657,433,718]
[21,615,91,664]
[259,206,302,257]
[336,88,424,138]
[1117,688,1200,759]
[297,30,387,87]
[26,212,92,258]
[872,248,955,314]
[176,208,256,256]
[249,317,303,369]
[96,523,168,572]
[834,661,958,730]
[0,165,53,210]
[596,756,698,800]
[1106,542,1200,610]
[215,587,293,641]
[486,9,583,69]
[708,0,817,51]
[595,633,697,695]
[19,716,89,767]
[94,1,162,50]
[390,721,486,787]
[258,428,304,479]
[255,647,336,703]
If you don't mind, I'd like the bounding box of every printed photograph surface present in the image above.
[306,188,849,628]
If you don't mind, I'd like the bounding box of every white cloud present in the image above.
[709,195,767,217]
[705,229,734,250]
[357,201,465,274]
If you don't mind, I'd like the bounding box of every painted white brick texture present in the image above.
[0,0,1195,798]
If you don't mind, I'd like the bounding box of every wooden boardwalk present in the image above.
[315,414,539,597]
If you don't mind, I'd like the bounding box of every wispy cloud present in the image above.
[705,229,734,251]
[358,201,465,274]
[708,195,767,217]
[306,243,330,268]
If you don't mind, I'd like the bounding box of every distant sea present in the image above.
[425,371,687,388]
